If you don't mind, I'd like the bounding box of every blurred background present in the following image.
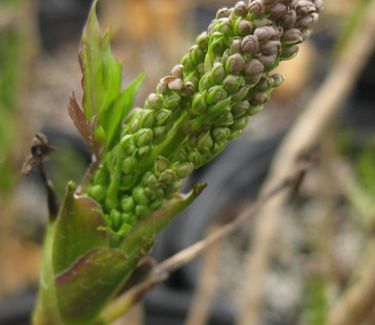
[0,0,374,324]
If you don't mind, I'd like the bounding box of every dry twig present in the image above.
[238,3,375,324]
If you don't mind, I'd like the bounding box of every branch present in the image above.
[238,2,375,324]
[102,164,314,324]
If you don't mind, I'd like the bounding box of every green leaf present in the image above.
[55,247,130,324]
[52,182,108,275]
[105,73,145,151]
[79,0,144,154]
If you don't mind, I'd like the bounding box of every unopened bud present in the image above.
[89,185,106,202]
[241,35,259,55]
[233,1,247,17]
[137,146,151,158]
[133,187,151,205]
[210,62,226,84]
[199,74,213,91]
[175,162,194,178]
[231,86,250,102]
[191,91,208,115]
[207,85,228,105]
[181,54,194,72]
[157,79,169,95]
[223,74,244,93]
[254,26,277,42]
[155,156,170,176]
[269,3,288,19]
[232,116,249,131]
[163,92,181,110]
[153,126,167,143]
[281,10,297,29]
[232,100,250,117]
[296,1,316,16]
[282,28,303,45]
[230,38,242,55]
[159,169,177,185]
[235,19,253,36]
[249,0,265,18]
[271,74,284,88]
[171,64,184,78]
[225,53,246,74]
[110,209,122,231]
[181,81,195,97]
[213,127,231,141]
[136,128,153,147]
[248,104,263,116]
[280,44,299,60]
[167,77,183,91]
[190,45,205,65]
[196,31,209,50]
[121,196,135,213]
[262,40,281,56]
[122,156,137,174]
[216,7,230,19]
[209,98,231,117]
[250,91,269,105]
[257,54,277,69]
[140,110,155,128]
[197,132,214,153]
[244,58,264,78]
[255,76,273,91]
[135,205,150,218]
[145,93,163,110]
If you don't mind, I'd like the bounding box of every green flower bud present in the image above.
[232,116,249,131]
[282,28,304,45]
[234,19,253,36]
[89,184,106,202]
[135,205,150,218]
[140,110,155,128]
[254,26,277,42]
[199,74,213,92]
[163,92,181,110]
[133,187,150,205]
[223,74,244,93]
[171,64,184,78]
[155,156,170,176]
[249,0,265,18]
[217,18,233,36]
[155,109,171,126]
[188,150,202,166]
[159,169,177,185]
[150,199,164,211]
[122,155,137,174]
[191,91,208,115]
[216,112,234,126]
[153,126,167,143]
[181,81,195,97]
[121,196,135,213]
[146,174,160,190]
[232,100,250,117]
[121,173,138,191]
[181,54,195,72]
[190,45,205,65]
[280,45,299,60]
[241,35,259,55]
[167,77,183,91]
[216,7,230,19]
[129,115,141,134]
[225,53,245,74]
[93,166,109,185]
[233,1,247,17]
[138,146,151,158]
[244,58,264,78]
[210,62,226,84]
[213,127,231,141]
[120,135,136,155]
[280,10,297,29]
[248,104,263,116]
[145,93,163,110]
[271,74,284,88]
[110,209,122,231]
[136,128,153,147]
[231,86,250,102]
[269,3,288,19]
[230,38,242,55]
[122,213,135,226]
[175,162,194,178]
[262,40,281,56]
[250,91,269,105]
[207,85,228,105]
[197,132,214,153]
[196,31,209,50]
[258,54,277,69]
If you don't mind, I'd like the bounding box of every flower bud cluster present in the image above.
[87,0,322,234]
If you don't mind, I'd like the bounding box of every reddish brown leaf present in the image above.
[68,93,94,149]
